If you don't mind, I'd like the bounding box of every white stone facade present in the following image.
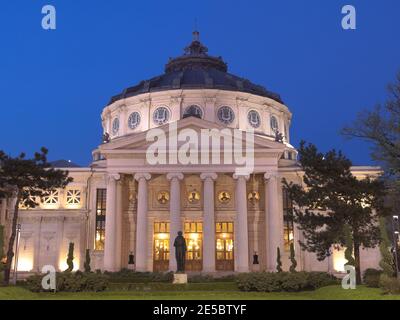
[1,36,382,275]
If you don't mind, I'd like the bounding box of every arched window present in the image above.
[112,118,120,135]
[183,105,203,119]
[270,115,279,132]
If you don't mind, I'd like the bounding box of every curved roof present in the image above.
[108,32,283,105]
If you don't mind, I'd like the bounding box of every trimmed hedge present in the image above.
[103,269,174,283]
[363,268,383,288]
[107,282,238,292]
[26,271,108,292]
[188,274,237,283]
[237,272,337,292]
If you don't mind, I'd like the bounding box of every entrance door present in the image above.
[184,222,203,271]
[215,222,234,271]
[153,222,170,272]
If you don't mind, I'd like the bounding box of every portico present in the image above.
[100,168,285,273]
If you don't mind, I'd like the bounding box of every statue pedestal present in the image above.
[173,273,188,284]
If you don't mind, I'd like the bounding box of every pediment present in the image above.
[99,117,287,153]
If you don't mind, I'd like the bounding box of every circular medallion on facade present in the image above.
[217,106,235,125]
[218,191,231,204]
[128,112,141,129]
[183,105,203,119]
[157,191,170,204]
[153,107,170,125]
[188,190,201,204]
[248,191,260,204]
[270,115,279,132]
[112,118,119,135]
[248,110,261,128]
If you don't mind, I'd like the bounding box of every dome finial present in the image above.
[192,30,200,42]
[193,18,200,42]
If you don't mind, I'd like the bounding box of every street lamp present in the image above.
[392,215,400,279]
[12,224,21,285]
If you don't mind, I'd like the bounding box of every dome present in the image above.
[108,32,283,105]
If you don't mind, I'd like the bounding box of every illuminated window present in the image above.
[95,189,106,250]
[66,189,81,205]
[43,190,59,205]
[153,222,170,271]
[283,188,294,251]
[215,222,234,271]
[184,222,203,271]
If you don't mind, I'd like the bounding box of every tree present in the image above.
[65,242,74,272]
[0,148,72,285]
[84,249,91,273]
[379,217,396,277]
[276,247,282,273]
[283,141,386,284]
[289,242,297,273]
[342,72,400,211]
[344,225,355,267]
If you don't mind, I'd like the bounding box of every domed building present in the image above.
[1,32,380,275]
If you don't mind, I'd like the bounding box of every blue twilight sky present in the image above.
[0,0,399,166]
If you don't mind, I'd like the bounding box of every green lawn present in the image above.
[0,285,399,300]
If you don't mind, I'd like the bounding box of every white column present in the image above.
[264,172,284,271]
[104,173,120,271]
[200,173,218,273]
[115,178,123,270]
[167,173,184,272]
[233,174,250,272]
[134,173,151,272]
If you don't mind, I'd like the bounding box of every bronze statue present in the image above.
[173,231,187,273]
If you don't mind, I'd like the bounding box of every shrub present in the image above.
[25,272,108,292]
[363,268,383,288]
[84,249,91,273]
[379,217,396,277]
[379,274,400,294]
[188,274,213,283]
[107,282,238,292]
[104,269,173,283]
[289,243,297,273]
[306,272,338,289]
[276,247,282,273]
[65,242,74,272]
[237,272,336,292]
